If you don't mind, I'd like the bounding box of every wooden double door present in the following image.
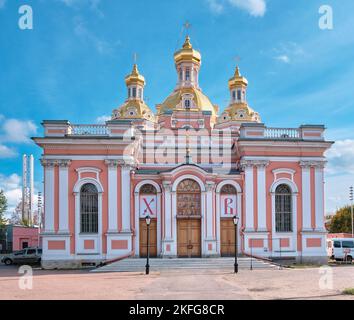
[139,219,157,258]
[220,219,236,257]
[177,218,201,258]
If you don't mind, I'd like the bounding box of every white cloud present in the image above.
[74,17,118,55]
[207,0,224,14]
[60,0,104,18]
[0,144,17,158]
[206,0,266,17]
[275,55,290,64]
[0,0,6,9]
[96,115,111,124]
[1,118,37,144]
[228,0,266,17]
[325,139,354,175]
[0,174,22,216]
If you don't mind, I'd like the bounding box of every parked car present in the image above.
[1,248,42,265]
[327,238,354,262]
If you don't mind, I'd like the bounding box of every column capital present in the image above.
[58,160,72,168]
[240,159,269,170]
[162,181,172,192]
[205,182,215,192]
[104,159,124,168]
[299,160,326,169]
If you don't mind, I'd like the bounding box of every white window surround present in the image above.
[270,178,298,254]
[134,180,162,257]
[272,168,296,181]
[215,180,242,254]
[73,177,103,255]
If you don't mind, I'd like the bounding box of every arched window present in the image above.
[80,183,98,234]
[140,184,157,195]
[221,184,237,195]
[177,179,201,217]
[275,184,292,232]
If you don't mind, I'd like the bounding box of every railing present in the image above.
[264,128,300,139]
[68,125,109,136]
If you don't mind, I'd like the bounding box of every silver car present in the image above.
[1,248,42,265]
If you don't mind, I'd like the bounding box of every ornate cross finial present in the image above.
[183,21,192,35]
[234,55,241,64]
[133,52,138,64]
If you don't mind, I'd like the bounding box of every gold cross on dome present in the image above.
[133,53,138,64]
[183,21,192,34]
[234,55,241,64]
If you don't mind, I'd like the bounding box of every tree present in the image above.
[0,190,8,226]
[328,206,353,233]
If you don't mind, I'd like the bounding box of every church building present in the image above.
[33,36,333,269]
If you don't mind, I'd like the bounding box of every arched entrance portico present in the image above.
[176,179,202,258]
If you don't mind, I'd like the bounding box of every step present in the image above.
[92,257,276,273]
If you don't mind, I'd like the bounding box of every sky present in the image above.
[0,0,354,217]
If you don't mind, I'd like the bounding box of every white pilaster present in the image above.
[163,182,172,239]
[58,160,71,233]
[315,164,325,231]
[256,162,268,231]
[206,183,214,239]
[241,161,254,231]
[300,162,312,230]
[121,165,131,232]
[105,160,118,233]
[42,160,55,232]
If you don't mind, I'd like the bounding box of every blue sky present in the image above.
[0,0,354,216]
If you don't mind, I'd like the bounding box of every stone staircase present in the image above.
[91,257,277,273]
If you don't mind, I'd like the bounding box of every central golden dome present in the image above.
[157,87,217,116]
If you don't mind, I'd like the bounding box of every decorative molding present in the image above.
[162,181,172,192]
[104,159,124,168]
[40,159,71,168]
[240,159,269,169]
[299,160,326,169]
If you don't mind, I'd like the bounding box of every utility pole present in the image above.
[350,186,353,238]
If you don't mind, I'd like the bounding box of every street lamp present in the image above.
[233,215,240,274]
[350,186,353,238]
[145,215,151,275]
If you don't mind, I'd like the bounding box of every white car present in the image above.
[327,238,354,262]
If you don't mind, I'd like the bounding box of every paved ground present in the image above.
[1,263,354,300]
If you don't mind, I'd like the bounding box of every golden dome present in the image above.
[112,100,155,122]
[219,102,261,123]
[125,64,145,86]
[157,87,217,116]
[228,66,248,89]
[174,36,201,65]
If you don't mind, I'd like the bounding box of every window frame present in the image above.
[275,184,293,233]
[80,183,99,234]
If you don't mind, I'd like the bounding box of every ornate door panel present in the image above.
[177,219,201,258]
[139,219,157,258]
[220,219,235,257]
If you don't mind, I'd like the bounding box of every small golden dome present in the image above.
[125,64,145,86]
[112,100,155,122]
[174,36,201,65]
[219,102,261,123]
[228,66,248,89]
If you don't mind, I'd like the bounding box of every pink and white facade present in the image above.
[34,36,333,268]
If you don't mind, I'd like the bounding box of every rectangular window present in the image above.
[132,88,137,98]
[232,91,236,100]
[237,90,242,101]
[185,68,190,81]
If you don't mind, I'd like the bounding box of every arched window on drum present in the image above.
[80,183,98,234]
[275,184,292,232]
